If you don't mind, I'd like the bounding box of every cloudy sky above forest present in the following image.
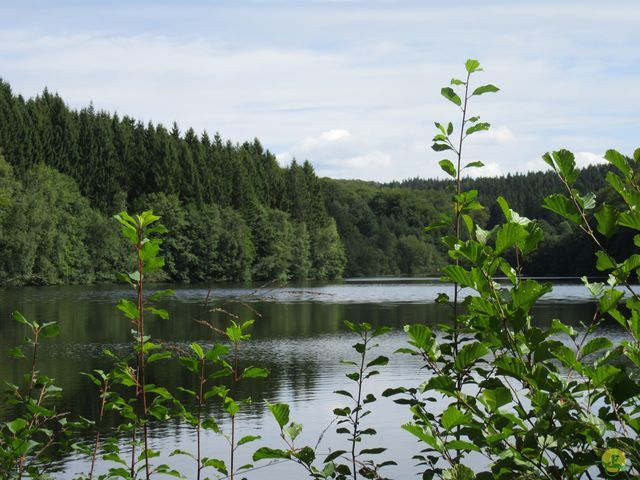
[1,1,638,181]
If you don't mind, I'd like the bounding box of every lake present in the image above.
[0,278,626,478]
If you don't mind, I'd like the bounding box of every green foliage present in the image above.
[0,313,77,479]
[0,161,126,285]
[0,82,346,283]
[385,58,640,479]
[256,322,393,480]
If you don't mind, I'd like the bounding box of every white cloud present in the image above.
[277,129,392,177]
[473,162,503,178]
[299,129,352,150]
[574,151,606,168]
[345,151,391,169]
[468,126,516,145]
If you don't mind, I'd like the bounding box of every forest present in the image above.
[0,80,624,285]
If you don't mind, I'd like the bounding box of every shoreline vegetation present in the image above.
[0,78,628,288]
[1,60,640,479]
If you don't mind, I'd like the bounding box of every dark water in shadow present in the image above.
[0,279,628,478]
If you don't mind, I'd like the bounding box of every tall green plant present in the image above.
[255,321,392,480]
[173,342,230,480]
[112,211,177,479]
[388,59,500,473]
[388,59,640,479]
[190,316,269,480]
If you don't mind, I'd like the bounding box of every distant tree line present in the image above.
[0,80,624,285]
[0,81,343,285]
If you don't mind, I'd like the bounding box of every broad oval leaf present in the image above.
[472,84,499,96]
[441,87,462,106]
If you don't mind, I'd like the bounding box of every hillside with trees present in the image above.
[0,80,622,285]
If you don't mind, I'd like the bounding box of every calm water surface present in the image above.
[0,278,627,478]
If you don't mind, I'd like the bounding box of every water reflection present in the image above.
[0,280,628,478]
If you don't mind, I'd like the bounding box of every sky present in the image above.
[1,1,639,182]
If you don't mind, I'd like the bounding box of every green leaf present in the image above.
[12,311,30,326]
[291,447,313,466]
[268,402,290,429]
[442,265,473,288]
[253,447,291,461]
[116,299,138,320]
[360,447,386,455]
[466,122,490,136]
[237,435,261,446]
[581,337,613,357]
[190,343,204,359]
[372,326,392,337]
[455,342,488,371]
[441,87,462,106]
[8,347,25,359]
[495,223,528,254]
[496,196,511,221]
[432,143,453,152]
[599,288,623,313]
[512,280,552,309]
[550,319,577,338]
[595,204,619,238]
[445,440,481,453]
[619,210,640,230]
[441,405,471,430]
[6,418,28,434]
[586,365,620,387]
[201,458,227,474]
[472,84,499,96]
[140,240,160,262]
[465,59,482,73]
[578,192,596,210]
[335,389,353,399]
[450,78,466,86]
[405,324,440,361]
[205,344,230,362]
[480,387,512,412]
[424,220,449,233]
[146,306,169,320]
[595,251,616,271]
[142,256,165,274]
[324,450,347,463]
[242,367,269,379]
[284,422,303,441]
[402,423,444,451]
[148,351,172,363]
[202,417,219,432]
[464,161,484,169]
[149,289,175,302]
[545,149,579,185]
[542,194,581,223]
[41,322,60,338]
[366,355,389,368]
[553,345,581,371]
[224,398,239,416]
[611,371,640,403]
[439,159,457,178]
[604,149,630,177]
[179,356,199,373]
[443,464,477,479]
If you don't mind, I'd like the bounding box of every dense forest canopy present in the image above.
[0,80,621,285]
